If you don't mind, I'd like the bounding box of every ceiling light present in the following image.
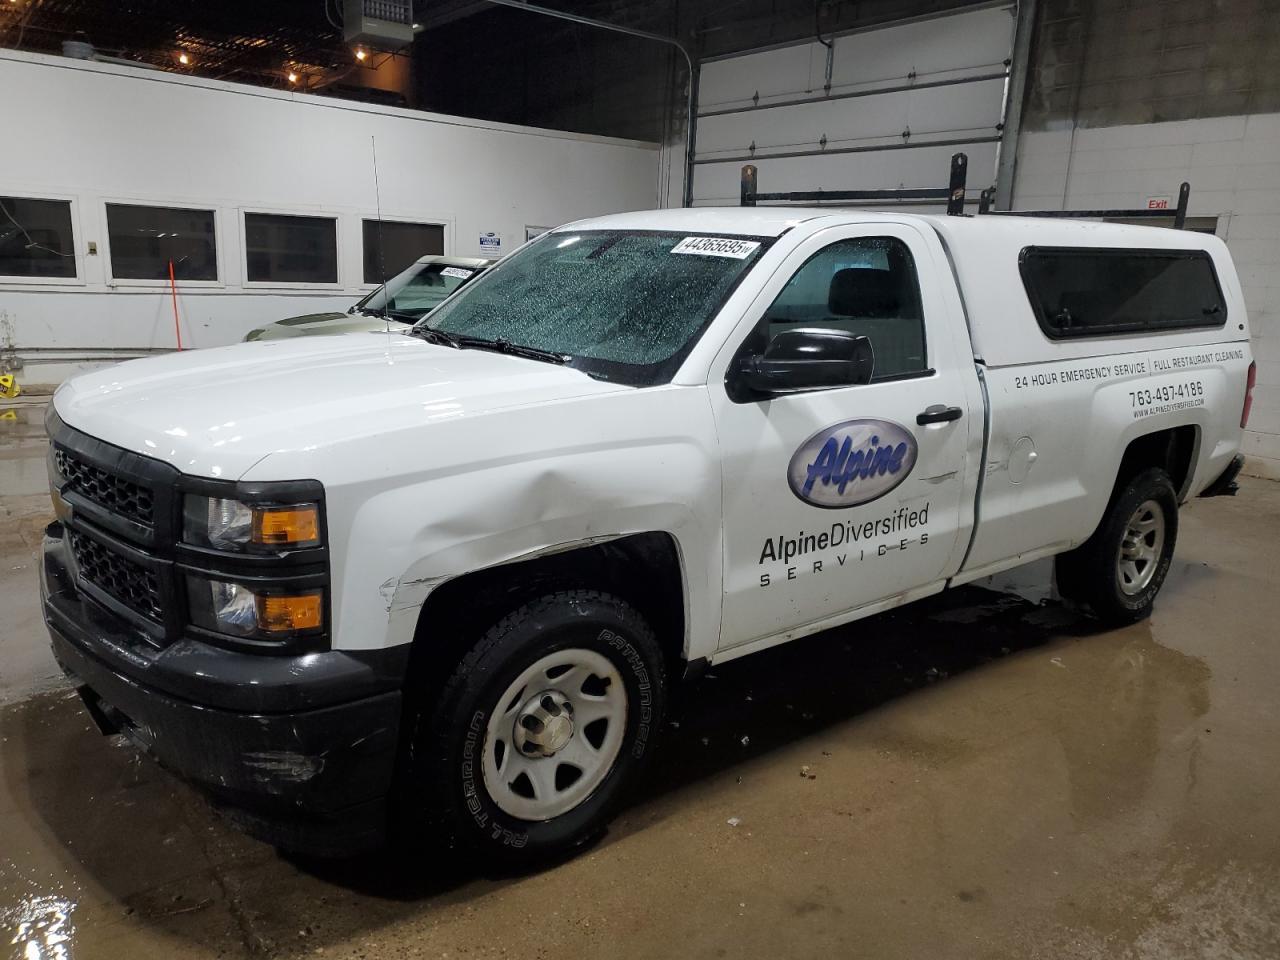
[178,52,190,65]
[354,48,367,61]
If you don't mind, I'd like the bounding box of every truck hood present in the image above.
[53,335,628,479]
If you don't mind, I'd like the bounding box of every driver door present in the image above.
[710,222,980,652]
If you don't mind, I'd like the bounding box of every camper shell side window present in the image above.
[1019,246,1228,340]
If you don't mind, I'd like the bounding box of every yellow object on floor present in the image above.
[0,374,19,399]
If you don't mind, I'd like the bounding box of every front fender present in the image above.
[248,386,723,661]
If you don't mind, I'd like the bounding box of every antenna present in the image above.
[371,135,390,329]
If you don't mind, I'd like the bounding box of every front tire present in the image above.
[1055,468,1178,625]
[408,590,665,864]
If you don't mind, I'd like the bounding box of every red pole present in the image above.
[168,259,184,351]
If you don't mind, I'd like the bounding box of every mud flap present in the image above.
[1199,454,1244,498]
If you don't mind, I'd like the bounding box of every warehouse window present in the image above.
[244,213,338,284]
[759,236,927,380]
[1021,247,1227,339]
[362,220,444,283]
[106,203,217,281]
[0,196,76,278]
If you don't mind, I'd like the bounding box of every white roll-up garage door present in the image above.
[693,3,1014,210]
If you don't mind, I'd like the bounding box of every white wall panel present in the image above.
[826,6,1012,89]
[698,43,817,111]
[0,50,659,379]
[694,141,1000,207]
[698,78,1007,161]
[693,4,1013,205]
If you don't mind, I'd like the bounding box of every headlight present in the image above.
[187,576,324,640]
[183,495,321,552]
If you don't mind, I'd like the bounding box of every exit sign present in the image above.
[1145,196,1172,210]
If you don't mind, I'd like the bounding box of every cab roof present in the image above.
[556,207,826,238]
[558,205,1222,251]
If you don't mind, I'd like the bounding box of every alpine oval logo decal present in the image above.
[788,419,918,509]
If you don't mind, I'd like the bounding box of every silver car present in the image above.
[244,255,491,341]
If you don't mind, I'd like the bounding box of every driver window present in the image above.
[759,236,927,379]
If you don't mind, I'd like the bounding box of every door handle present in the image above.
[916,404,964,425]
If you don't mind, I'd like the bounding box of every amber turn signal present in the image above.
[257,592,324,632]
[253,505,320,546]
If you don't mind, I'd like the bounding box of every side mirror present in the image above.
[733,328,875,399]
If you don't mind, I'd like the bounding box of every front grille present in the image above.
[54,447,155,527]
[50,414,328,653]
[69,530,164,624]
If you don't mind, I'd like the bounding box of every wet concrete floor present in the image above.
[0,397,65,706]
[2,402,1279,958]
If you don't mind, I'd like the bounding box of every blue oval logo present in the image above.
[788,418,918,509]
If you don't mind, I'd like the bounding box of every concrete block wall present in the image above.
[1013,112,1280,478]
[1026,0,1280,130]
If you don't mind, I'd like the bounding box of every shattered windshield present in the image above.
[418,230,771,385]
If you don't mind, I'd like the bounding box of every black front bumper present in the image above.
[41,524,410,856]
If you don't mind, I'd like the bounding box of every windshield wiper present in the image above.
[452,335,571,365]
[408,327,570,364]
[410,326,462,348]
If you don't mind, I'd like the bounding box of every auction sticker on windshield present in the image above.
[671,236,761,259]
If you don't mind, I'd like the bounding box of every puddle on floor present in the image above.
[0,399,49,498]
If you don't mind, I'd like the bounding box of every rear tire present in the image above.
[1055,468,1178,625]
[404,590,665,865]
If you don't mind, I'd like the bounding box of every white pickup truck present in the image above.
[41,207,1254,862]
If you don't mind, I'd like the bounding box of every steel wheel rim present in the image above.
[1116,499,1165,596]
[481,648,628,821]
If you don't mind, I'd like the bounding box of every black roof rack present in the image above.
[739,151,1193,230]
[740,152,969,215]
[979,182,1190,229]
